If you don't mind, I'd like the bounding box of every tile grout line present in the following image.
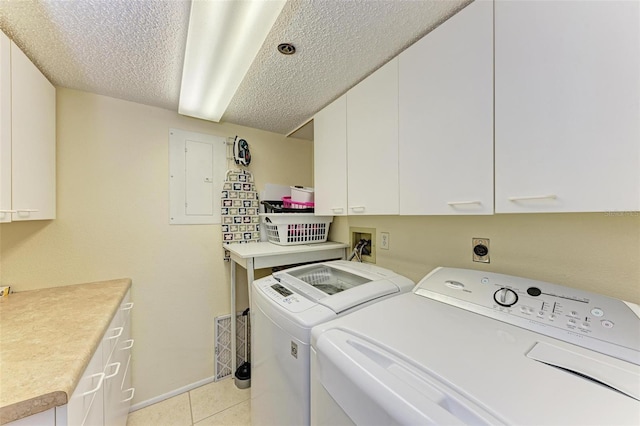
[188,389,195,426]
[193,399,251,425]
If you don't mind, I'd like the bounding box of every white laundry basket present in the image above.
[260,213,332,245]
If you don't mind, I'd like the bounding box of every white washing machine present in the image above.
[311,267,640,425]
[250,260,415,426]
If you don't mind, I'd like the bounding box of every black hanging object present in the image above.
[234,137,251,166]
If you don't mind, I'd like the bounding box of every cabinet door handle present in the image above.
[447,200,482,206]
[122,388,135,402]
[350,206,366,213]
[15,209,39,217]
[120,302,134,311]
[105,327,123,341]
[508,194,557,201]
[81,372,105,396]
[104,362,121,379]
[0,210,17,213]
[120,339,135,351]
[331,207,344,214]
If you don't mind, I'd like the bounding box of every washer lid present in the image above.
[275,263,402,314]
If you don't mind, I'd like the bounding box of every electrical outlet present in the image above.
[472,238,490,263]
[380,232,389,250]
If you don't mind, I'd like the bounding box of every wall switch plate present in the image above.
[380,232,389,250]
[472,238,490,263]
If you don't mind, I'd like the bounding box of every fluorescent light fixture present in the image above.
[179,0,286,122]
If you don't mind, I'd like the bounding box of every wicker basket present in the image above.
[260,213,332,245]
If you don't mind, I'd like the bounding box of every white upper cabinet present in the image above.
[10,38,56,221]
[0,31,11,222]
[495,0,640,213]
[346,58,399,215]
[314,95,348,216]
[399,0,493,215]
[0,30,56,223]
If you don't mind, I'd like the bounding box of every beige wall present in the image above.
[0,88,313,404]
[330,213,640,304]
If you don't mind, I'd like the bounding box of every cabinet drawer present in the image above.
[59,341,104,426]
[103,291,133,364]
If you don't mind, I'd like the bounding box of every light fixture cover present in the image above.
[179,0,286,122]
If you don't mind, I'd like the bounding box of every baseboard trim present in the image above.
[129,376,218,412]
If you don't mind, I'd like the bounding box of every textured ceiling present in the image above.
[0,0,470,136]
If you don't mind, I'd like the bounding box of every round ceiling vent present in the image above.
[277,43,296,55]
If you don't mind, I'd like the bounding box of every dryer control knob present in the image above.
[494,288,518,307]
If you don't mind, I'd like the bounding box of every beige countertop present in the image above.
[0,278,132,424]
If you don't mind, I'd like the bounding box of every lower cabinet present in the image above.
[59,289,134,426]
[8,291,134,426]
[6,291,134,426]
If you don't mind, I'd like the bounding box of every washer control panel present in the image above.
[255,276,316,313]
[416,267,640,364]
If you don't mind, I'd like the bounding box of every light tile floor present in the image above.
[126,379,251,426]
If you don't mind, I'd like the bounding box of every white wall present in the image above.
[0,88,313,404]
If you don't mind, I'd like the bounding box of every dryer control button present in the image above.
[601,320,614,329]
[591,308,604,317]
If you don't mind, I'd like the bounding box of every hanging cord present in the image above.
[348,239,371,262]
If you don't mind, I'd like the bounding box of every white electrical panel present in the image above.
[169,128,226,224]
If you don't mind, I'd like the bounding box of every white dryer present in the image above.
[250,260,414,426]
[311,267,640,425]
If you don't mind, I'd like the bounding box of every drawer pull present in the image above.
[121,302,134,311]
[122,388,135,402]
[120,339,135,351]
[0,210,17,213]
[508,194,557,201]
[81,373,105,396]
[105,327,123,341]
[331,207,344,214]
[350,206,366,213]
[447,200,482,206]
[105,362,121,379]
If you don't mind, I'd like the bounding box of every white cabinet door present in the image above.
[495,0,640,213]
[59,341,104,426]
[0,31,11,223]
[314,95,347,216]
[104,291,134,426]
[10,40,56,221]
[57,291,133,426]
[347,58,399,215]
[399,0,493,215]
